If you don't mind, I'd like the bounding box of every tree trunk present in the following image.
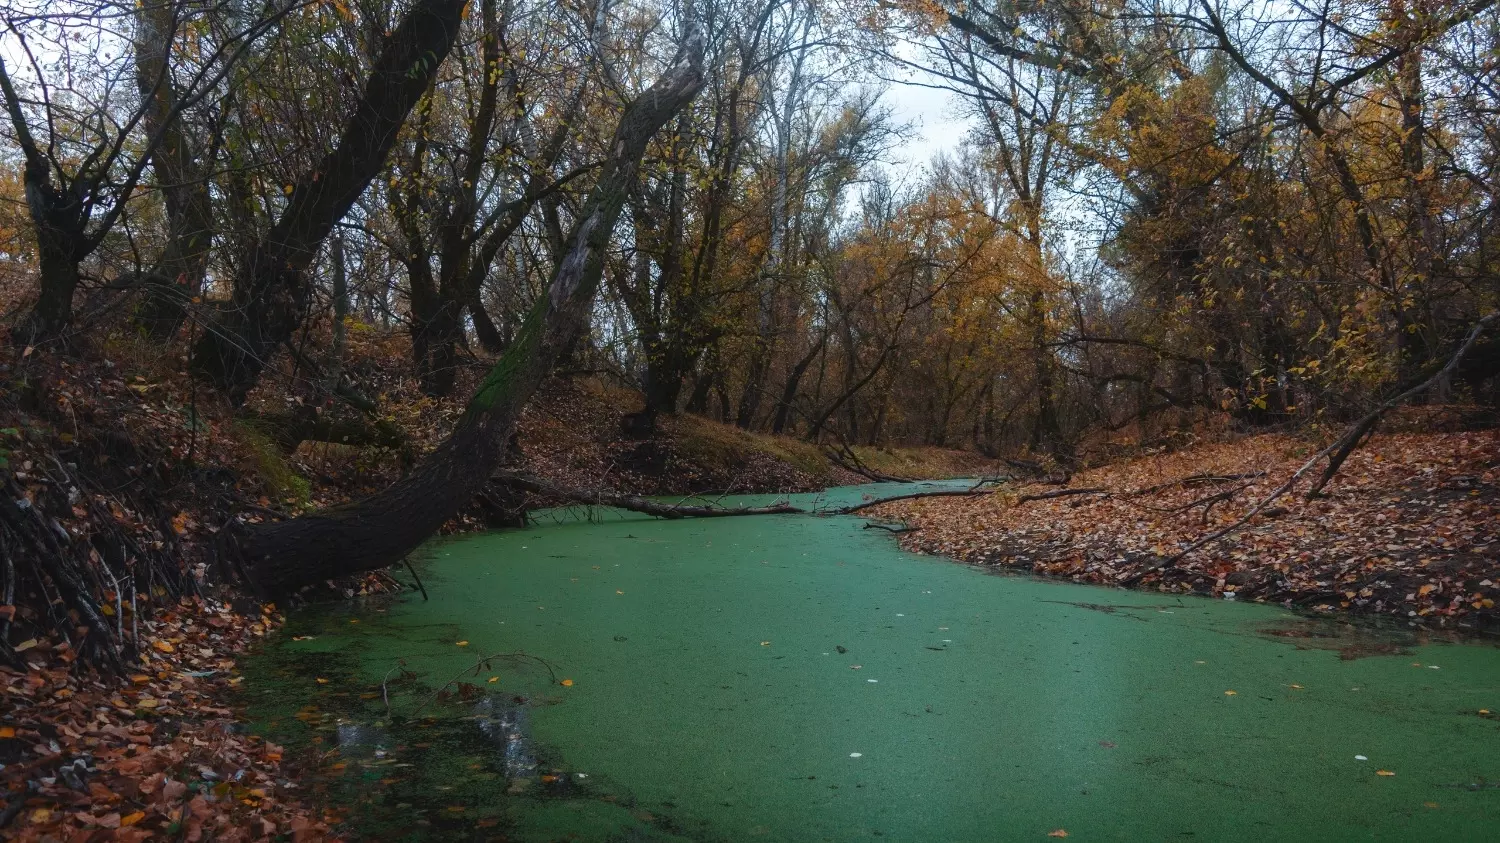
[223,35,705,596]
[192,0,469,402]
[20,237,86,347]
[132,0,214,342]
[771,331,825,435]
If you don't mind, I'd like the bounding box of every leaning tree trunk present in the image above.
[192,0,469,403]
[224,36,706,596]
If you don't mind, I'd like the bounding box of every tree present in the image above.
[190,0,472,403]
[224,22,706,595]
[0,0,289,346]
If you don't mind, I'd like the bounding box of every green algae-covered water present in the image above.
[243,483,1500,841]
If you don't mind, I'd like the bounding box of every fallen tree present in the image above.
[491,471,804,518]
[219,31,706,597]
[835,483,999,515]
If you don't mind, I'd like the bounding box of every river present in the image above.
[242,483,1500,841]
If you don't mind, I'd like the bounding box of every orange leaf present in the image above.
[121,812,145,827]
[0,727,14,738]
[560,679,574,687]
[1048,830,1069,838]
[1376,770,1396,776]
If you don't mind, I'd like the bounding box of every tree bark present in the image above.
[223,34,706,596]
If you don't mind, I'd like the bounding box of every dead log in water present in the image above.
[492,471,804,519]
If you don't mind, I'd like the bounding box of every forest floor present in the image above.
[871,423,1500,630]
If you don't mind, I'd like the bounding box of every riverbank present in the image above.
[870,430,1500,629]
[0,344,991,840]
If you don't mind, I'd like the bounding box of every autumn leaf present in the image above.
[560,679,574,687]
[1048,830,1069,838]
[455,640,469,647]
[1376,770,1396,776]
[1224,690,1237,696]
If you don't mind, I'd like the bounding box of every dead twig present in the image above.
[402,557,427,600]
[1127,472,1266,496]
[863,522,920,534]
[411,651,561,716]
[1016,487,1107,503]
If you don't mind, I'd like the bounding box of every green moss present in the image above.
[234,421,311,505]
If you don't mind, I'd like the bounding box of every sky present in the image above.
[884,79,971,169]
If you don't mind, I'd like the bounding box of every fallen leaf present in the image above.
[560,679,573,687]
[1377,770,1396,776]
[1048,830,1069,838]
[487,676,499,683]
[455,641,469,647]
[315,678,330,685]
[1224,690,1237,696]
[121,811,145,827]
[760,641,771,646]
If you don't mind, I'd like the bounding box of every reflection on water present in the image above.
[473,695,539,782]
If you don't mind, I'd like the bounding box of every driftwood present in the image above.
[863,522,920,534]
[1149,311,1500,574]
[492,472,804,519]
[1016,487,1107,503]
[1127,472,1265,496]
[834,484,998,515]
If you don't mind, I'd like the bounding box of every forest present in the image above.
[0,0,1497,839]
